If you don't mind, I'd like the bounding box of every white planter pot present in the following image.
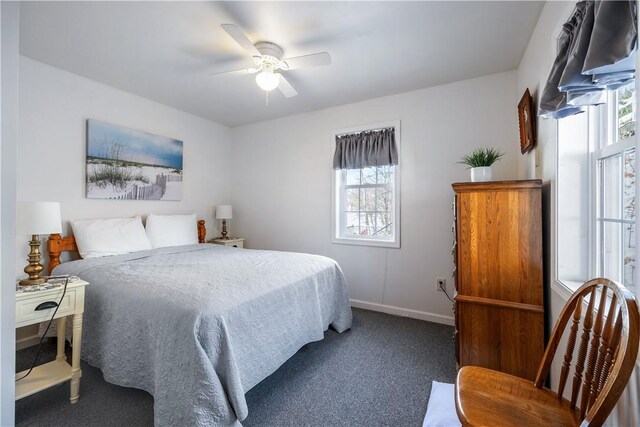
[470,166,492,182]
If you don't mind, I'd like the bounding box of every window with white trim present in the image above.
[331,123,400,248]
[595,82,636,294]
[557,82,637,297]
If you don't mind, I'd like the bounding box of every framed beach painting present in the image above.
[86,120,183,200]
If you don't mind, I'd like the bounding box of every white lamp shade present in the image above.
[255,70,280,91]
[216,205,233,220]
[16,202,62,235]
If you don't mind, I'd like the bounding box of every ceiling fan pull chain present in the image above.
[265,91,269,107]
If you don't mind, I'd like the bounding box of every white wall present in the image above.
[517,1,574,182]
[1,2,19,424]
[230,71,520,324]
[16,57,233,275]
[517,2,639,425]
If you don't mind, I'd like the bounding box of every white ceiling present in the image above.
[19,1,544,127]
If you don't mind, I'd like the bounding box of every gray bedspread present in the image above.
[54,244,352,426]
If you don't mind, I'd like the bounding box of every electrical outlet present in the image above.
[436,278,446,292]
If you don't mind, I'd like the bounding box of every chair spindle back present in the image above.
[534,278,639,426]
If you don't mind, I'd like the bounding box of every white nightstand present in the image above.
[209,238,245,248]
[15,277,88,404]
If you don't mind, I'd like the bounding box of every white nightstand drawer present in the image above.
[16,288,78,326]
[15,279,88,404]
[209,238,244,248]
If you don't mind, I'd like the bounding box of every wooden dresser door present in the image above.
[452,180,544,381]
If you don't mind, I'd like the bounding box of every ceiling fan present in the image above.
[211,24,332,99]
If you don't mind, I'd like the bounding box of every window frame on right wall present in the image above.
[594,82,637,295]
[556,82,638,299]
[330,121,401,249]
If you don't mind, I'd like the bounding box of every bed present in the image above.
[47,220,353,427]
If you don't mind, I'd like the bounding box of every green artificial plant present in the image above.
[459,147,505,168]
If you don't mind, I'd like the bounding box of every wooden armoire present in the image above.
[452,179,544,381]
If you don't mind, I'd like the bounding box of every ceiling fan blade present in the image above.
[283,52,331,70]
[209,67,259,77]
[278,74,298,98]
[221,24,262,58]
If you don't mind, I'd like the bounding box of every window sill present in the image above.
[554,278,638,301]
[331,236,400,249]
[552,279,584,301]
[554,278,640,366]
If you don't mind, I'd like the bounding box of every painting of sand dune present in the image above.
[86,120,183,200]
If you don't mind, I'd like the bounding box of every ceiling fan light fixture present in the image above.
[255,70,280,91]
[218,24,331,99]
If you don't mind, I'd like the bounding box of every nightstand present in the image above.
[209,238,245,248]
[15,277,88,404]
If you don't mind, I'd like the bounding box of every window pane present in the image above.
[375,213,392,236]
[376,187,392,211]
[617,82,636,141]
[346,189,359,211]
[361,188,376,210]
[623,223,636,294]
[344,213,360,236]
[602,221,622,283]
[345,169,361,185]
[601,155,622,219]
[360,213,374,235]
[624,149,636,220]
[377,165,393,184]
[362,167,376,184]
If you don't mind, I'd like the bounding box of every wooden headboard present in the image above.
[47,219,207,274]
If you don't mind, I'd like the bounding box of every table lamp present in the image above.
[216,205,233,240]
[17,201,62,286]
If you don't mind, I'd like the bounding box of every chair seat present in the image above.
[455,366,582,427]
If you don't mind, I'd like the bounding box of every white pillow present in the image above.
[145,213,198,249]
[71,216,152,259]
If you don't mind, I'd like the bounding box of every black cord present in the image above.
[16,275,70,382]
[439,281,455,303]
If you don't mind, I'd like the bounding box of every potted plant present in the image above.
[459,147,504,182]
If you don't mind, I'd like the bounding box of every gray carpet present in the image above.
[16,308,456,426]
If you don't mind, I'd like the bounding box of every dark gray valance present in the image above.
[539,0,636,119]
[333,127,398,170]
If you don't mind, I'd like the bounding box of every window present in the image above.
[557,82,637,296]
[595,82,636,294]
[338,165,396,238]
[331,122,400,248]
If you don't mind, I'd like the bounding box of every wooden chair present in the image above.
[455,278,639,427]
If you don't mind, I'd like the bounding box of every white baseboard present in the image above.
[16,334,40,351]
[350,299,455,326]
